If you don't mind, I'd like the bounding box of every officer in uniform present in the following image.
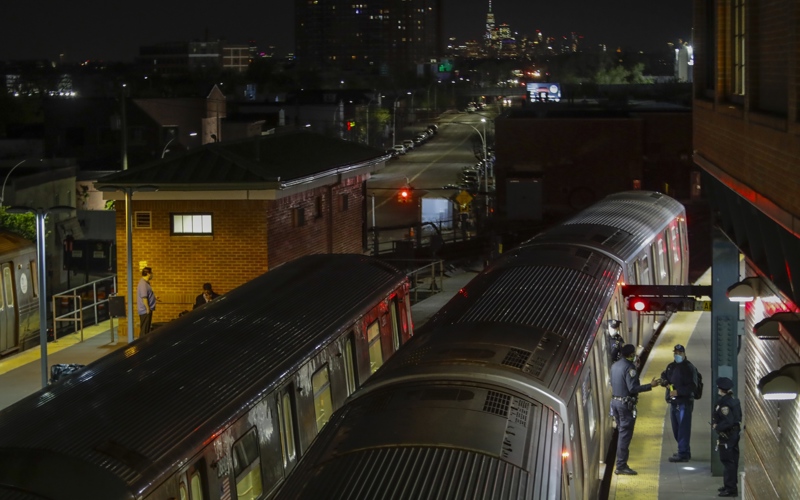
[610,343,660,475]
[712,377,741,497]
[608,319,625,362]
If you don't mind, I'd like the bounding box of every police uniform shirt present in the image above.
[611,357,653,397]
[713,393,742,436]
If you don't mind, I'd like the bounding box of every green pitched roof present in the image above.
[97,131,388,190]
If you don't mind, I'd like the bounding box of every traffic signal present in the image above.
[397,188,412,203]
[346,120,356,131]
[627,296,698,312]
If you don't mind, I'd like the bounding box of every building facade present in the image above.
[294,0,441,76]
[693,0,800,495]
[96,131,388,336]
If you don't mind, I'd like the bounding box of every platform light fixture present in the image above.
[758,364,800,401]
[726,276,762,302]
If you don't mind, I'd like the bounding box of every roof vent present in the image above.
[483,390,511,417]
[502,348,532,369]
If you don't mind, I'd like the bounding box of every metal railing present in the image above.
[52,276,117,341]
[406,260,445,304]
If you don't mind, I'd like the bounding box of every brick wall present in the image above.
[115,199,268,336]
[267,176,367,268]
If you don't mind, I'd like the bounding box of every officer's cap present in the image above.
[717,377,734,391]
[621,344,636,357]
[673,344,686,352]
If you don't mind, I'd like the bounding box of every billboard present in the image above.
[527,83,561,102]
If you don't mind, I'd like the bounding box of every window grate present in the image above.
[502,348,532,369]
[483,390,511,417]
[512,399,530,426]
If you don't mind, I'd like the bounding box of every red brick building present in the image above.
[96,131,388,335]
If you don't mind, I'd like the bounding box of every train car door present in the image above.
[0,263,17,353]
[178,459,208,500]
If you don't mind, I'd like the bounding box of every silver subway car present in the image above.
[277,191,689,500]
[0,254,413,500]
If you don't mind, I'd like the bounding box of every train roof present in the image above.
[369,243,622,400]
[0,254,407,496]
[524,190,685,262]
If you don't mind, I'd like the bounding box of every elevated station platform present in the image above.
[610,269,744,499]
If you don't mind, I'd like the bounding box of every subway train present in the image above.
[0,254,413,500]
[0,230,40,356]
[277,191,689,500]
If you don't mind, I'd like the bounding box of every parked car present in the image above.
[427,124,439,134]
[392,144,407,155]
[402,139,415,151]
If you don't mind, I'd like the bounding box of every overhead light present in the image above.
[758,364,800,401]
[753,312,800,340]
[726,277,762,302]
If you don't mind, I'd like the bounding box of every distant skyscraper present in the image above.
[485,0,495,46]
[295,0,442,76]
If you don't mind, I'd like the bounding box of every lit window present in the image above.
[172,214,213,235]
[367,321,383,374]
[278,391,296,464]
[232,428,263,500]
[343,335,357,395]
[190,472,204,500]
[312,365,333,432]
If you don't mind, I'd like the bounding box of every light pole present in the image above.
[96,185,158,343]
[7,205,74,387]
[161,137,176,158]
[0,159,28,204]
[453,119,491,216]
[392,96,400,147]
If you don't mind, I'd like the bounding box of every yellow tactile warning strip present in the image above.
[610,310,704,500]
[0,321,114,376]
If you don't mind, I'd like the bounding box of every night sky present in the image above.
[1,0,692,62]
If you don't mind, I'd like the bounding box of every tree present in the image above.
[0,207,37,241]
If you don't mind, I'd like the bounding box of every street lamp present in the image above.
[97,185,158,343]
[161,137,176,158]
[453,119,491,216]
[392,96,400,147]
[7,205,74,387]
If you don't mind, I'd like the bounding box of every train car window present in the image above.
[312,365,333,432]
[581,370,597,438]
[639,255,652,285]
[669,223,680,263]
[190,472,204,500]
[180,482,187,500]
[404,293,413,338]
[656,236,668,282]
[278,391,297,465]
[29,261,38,297]
[367,321,383,374]
[232,428,263,500]
[343,335,357,395]
[390,299,400,351]
[3,267,13,307]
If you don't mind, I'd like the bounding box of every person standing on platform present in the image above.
[660,343,699,462]
[137,267,156,336]
[713,377,742,497]
[610,344,661,475]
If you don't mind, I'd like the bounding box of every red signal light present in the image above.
[632,299,646,311]
[397,189,411,203]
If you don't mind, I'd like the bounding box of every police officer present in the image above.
[608,319,625,362]
[610,344,660,475]
[713,377,741,497]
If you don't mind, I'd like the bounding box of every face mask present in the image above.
[674,354,684,363]
[718,389,727,397]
